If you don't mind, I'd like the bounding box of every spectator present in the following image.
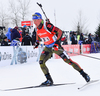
[0,35,2,43]
[10,38,20,46]
[88,33,93,44]
[22,25,29,38]
[92,35,95,41]
[5,27,12,42]
[32,29,36,45]
[71,31,77,44]
[78,33,85,53]
[79,33,86,44]
[11,26,21,41]
[80,33,84,41]
[77,34,80,43]
[1,36,9,46]
[69,31,73,41]
[21,32,32,45]
[19,29,23,42]
[94,34,100,42]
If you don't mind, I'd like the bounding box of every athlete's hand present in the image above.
[52,40,61,51]
[33,42,39,49]
[46,19,50,23]
[53,43,59,51]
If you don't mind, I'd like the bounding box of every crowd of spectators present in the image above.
[69,31,100,45]
[0,25,36,46]
[0,28,100,46]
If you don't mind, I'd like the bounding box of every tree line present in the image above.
[0,0,100,38]
[0,0,31,28]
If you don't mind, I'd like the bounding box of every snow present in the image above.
[0,53,100,96]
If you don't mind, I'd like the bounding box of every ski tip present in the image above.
[77,79,99,90]
[78,88,80,90]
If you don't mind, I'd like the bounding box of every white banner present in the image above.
[0,46,39,67]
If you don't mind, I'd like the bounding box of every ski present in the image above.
[2,82,75,91]
[78,79,99,90]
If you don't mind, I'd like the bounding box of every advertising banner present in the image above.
[54,45,80,59]
[0,46,13,67]
[21,21,33,26]
[82,44,91,54]
[0,46,39,67]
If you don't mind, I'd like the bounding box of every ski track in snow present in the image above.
[0,53,100,96]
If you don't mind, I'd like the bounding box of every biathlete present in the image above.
[32,12,90,86]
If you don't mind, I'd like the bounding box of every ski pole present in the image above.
[67,51,100,60]
[37,2,49,22]
[57,48,100,60]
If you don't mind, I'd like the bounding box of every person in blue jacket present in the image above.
[5,27,12,42]
[11,26,21,41]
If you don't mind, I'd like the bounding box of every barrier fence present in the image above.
[1,43,99,67]
[0,46,39,67]
[54,44,91,59]
[90,41,100,53]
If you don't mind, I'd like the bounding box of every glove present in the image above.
[53,43,59,51]
[33,42,39,49]
[52,40,60,51]
[46,19,50,23]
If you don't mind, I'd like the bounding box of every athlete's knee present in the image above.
[68,60,73,65]
[39,60,43,65]
[64,59,73,64]
[62,57,73,64]
[39,60,45,69]
[67,58,74,65]
[59,53,66,59]
[59,51,70,59]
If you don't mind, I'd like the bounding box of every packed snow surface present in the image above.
[0,53,100,96]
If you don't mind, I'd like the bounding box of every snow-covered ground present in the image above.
[0,53,100,96]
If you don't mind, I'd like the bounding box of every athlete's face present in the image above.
[33,19,42,27]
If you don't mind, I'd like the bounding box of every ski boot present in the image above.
[41,73,53,86]
[80,70,90,82]
[41,80,53,86]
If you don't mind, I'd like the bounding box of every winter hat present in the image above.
[32,12,42,20]
[3,36,7,39]
[14,26,18,30]
[23,25,27,28]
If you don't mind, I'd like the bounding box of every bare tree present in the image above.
[8,0,21,26]
[0,4,9,27]
[73,10,89,35]
[17,0,31,21]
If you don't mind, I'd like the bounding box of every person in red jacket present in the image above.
[19,29,23,42]
[32,12,90,86]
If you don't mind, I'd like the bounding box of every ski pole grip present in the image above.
[37,2,42,7]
